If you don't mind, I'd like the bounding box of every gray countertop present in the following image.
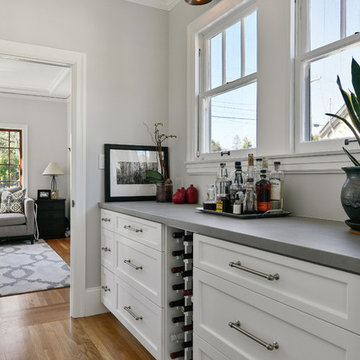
[99,201,360,275]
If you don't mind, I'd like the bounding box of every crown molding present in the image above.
[124,0,180,11]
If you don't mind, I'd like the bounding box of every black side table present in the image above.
[36,199,66,239]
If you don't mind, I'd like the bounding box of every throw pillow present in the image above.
[0,189,26,214]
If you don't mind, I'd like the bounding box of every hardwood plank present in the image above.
[45,237,70,265]
[0,288,155,360]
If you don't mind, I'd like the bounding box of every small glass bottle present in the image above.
[230,161,244,207]
[246,154,255,182]
[243,179,257,214]
[262,156,269,175]
[256,169,271,213]
[203,185,216,211]
[254,157,262,184]
[233,192,244,215]
[215,163,231,213]
[270,161,284,210]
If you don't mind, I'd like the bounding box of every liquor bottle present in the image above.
[243,179,257,214]
[230,161,244,207]
[171,266,185,274]
[181,270,193,278]
[256,169,271,212]
[246,154,255,181]
[203,184,216,211]
[172,283,185,291]
[270,161,284,210]
[169,299,185,308]
[233,193,244,215]
[181,305,193,313]
[254,157,262,184]
[170,350,184,359]
[170,332,185,343]
[262,156,269,175]
[172,250,184,257]
[182,289,193,296]
[182,324,193,332]
[215,163,231,213]
[172,315,185,324]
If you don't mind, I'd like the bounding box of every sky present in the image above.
[209,1,360,151]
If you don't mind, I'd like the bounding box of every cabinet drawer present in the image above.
[194,234,360,334]
[101,266,114,312]
[115,213,163,251]
[194,268,360,360]
[194,334,230,360]
[114,234,163,307]
[100,209,115,232]
[114,275,162,360]
[101,229,115,272]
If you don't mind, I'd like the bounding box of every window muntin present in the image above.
[299,0,360,144]
[201,8,257,153]
[0,129,22,189]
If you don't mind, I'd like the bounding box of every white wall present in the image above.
[168,0,347,222]
[0,95,68,205]
[0,0,169,288]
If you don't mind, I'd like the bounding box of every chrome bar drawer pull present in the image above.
[124,259,143,270]
[229,261,280,281]
[124,306,143,320]
[229,321,279,351]
[101,246,111,252]
[123,225,143,233]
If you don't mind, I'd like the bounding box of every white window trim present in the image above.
[187,0,360,175]
[0,123,28,189]
[294,0,360,154]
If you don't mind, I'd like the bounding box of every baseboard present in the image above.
[84,286,109,316]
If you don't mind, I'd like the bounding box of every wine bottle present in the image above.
[181,305,193,313]
[172,250,185,257]
[181,270,193,278]
[183,234,193,242]
[172,232,185,239]
[182,341,193,348]
[170,332,185,343]
[172,315,185,324]
[172,283,185,291]
[181,324,193,332]
[171,266,185,274]
[182,289,193,296]
[170,350,184,359]
[169,299,185,308]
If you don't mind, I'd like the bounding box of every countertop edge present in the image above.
[98,202,360,275]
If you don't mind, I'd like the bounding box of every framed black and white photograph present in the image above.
[104,144,169,202]
[37,189,51,200]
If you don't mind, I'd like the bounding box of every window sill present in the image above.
[185,149,358,175]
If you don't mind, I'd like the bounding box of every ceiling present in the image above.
[0,57,71,100]
[125,0,180,11]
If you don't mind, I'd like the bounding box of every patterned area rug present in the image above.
[0,240,70,296]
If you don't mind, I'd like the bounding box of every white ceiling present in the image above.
[125,0,180,11]
[0,58,71,100]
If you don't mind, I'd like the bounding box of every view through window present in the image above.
[201,9,257,153]
[0,129,22,188]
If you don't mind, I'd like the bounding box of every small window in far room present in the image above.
[0,129,22,189]
[199,7,258,154]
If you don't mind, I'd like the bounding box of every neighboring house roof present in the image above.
[318,104,351,139]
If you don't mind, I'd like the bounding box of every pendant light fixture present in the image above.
[185,0,213,5]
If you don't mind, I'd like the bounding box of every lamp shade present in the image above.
[42,162,64,176]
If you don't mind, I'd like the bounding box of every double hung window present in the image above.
[297,0,360,146]
[199,5,257,154]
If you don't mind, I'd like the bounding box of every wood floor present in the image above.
[0,238,155,360]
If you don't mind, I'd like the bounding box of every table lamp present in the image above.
[42,162,64,199]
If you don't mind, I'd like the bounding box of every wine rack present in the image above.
[166,227,193,360]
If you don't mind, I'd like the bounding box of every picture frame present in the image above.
[37,189,51,200]
[104,144,169,202]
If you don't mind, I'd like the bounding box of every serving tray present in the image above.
[196,207,291,219]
